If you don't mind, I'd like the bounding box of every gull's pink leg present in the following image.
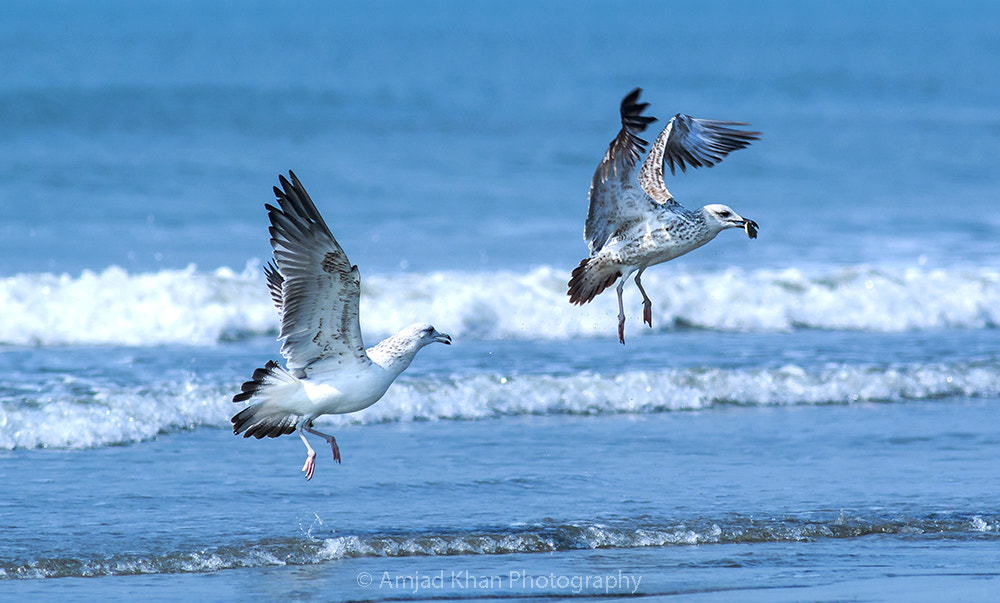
[306,425,341,464]
[634,269,653,328]
[298,427,318,480]
[616,279,627,345]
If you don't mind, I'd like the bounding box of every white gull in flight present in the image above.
[568,88,760,344]
[232,171,451,480]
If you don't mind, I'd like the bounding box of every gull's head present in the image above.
[701,204,758,239]
[371,323,452,374]
[403,323,453,347]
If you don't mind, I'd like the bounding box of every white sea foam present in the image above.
[0,376,229,450]
[3,362,998,450]
[4,513,995,579]
[343,362,1000,425]
[0,264,274,346]
[1,263,998,346]
[307,512,1000,559]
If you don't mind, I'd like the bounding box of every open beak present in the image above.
[743,219,759,239]
[434,331,453,345]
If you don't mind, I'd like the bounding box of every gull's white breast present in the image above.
[302,366,394,415]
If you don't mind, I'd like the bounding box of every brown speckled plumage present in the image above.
[569,88,761,343]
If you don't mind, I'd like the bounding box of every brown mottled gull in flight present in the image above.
[568,88,761,344]
[232,172,451,479]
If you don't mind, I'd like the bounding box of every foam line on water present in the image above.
[2,512,996,579]
[3,362,998,450]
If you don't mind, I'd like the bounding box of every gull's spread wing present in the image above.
[638,113,760,202]
[266,171,369,377]
[584,87,658,254]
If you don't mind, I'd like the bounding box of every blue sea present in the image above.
[2,0,999,600]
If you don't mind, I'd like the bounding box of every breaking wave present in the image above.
[3,361,998,450]
[0,262,998,346]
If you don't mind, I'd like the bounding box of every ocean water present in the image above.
[2,0,999,600]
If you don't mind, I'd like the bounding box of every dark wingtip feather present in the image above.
[267,170,336,242]
[277,173,292,191]
[620,87,657,134]
[231,360,279,403]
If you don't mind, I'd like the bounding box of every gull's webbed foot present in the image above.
[329,437,341,464]
[306,425,341,464]
[302,450,317,480]
[634,271,652,329]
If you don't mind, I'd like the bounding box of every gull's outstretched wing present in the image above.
[584,88,658,254]
[638,113,760,202]
[266,171,369,377]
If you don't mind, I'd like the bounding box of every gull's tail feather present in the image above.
[568,257,622,305]
[232,360,301,439]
